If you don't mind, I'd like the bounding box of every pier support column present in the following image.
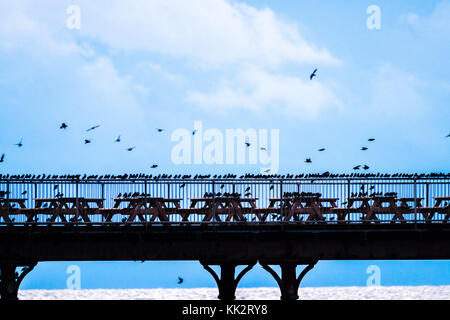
[0,262,37,300]
[200,261,256,301]
[260,260,318,301]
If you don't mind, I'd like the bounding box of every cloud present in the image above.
[187,67,343,119]
[0,0,342,119]
[78,0,340,68]
[365,63,428,118]
[78,57,148,110]
[0,1,84,55]
[399,0,450,35]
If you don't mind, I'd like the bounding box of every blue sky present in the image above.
[1,0,449,290]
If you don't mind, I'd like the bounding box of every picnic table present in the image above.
[422,197,450,223]
[189,197,257,222]
[268,197,338,222]
[0,198,27,223]
[365,196,399,223]
[111,197,182,222]
[32,197,104,223]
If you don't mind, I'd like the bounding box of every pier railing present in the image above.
[0,175,449,225]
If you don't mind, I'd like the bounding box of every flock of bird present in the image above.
[0,123,165,169]
[0,69,448,173]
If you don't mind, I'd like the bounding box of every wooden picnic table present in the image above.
[0,198,27,223]
[422,197,450,223]
[32,197,105,223]
[111,197,182,222]
[189,197,257,222]
[365,196,399,223]
[268,197,338,222]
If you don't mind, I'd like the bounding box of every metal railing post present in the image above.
[347,179,351,222]
[280,180,283,221]
[414,179,417,225]
[101,183,105,223]
[76,180,79,223]
[212,180,216,225]
[144,179,148,221]
[6,181,10,222]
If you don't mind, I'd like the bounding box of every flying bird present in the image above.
[305,158,312,163]
[318,148,325,152]
[86,125,100,132]
[21,190,27,195]
[353,165,361,170]
[310,68,317,80]
[245,142,251,147]
[361,147,368,151]
[0,154,4,163]
[446,133,450,138]
[192,130,197,136]
[157,128,164,132]
[363,165,370,170]
[151,164,158,168]
[14,139,23,147]
[368,138,375,142]
[177,276,183,284]
[126,147,135,152]
[84,139,91,144]
[60,123,68,129]
[115,136,121,143]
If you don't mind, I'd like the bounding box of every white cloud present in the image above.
[78,57,148,110]
[399,0,450,35]
[365,63,428,118]
[0,0,342,119]
[78,0,340,68]
[0,1,83,55]
[188,67,342,119]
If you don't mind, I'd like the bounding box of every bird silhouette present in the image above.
[84,139,91,144]
[245,142,251,147]
[310,68,318,80]
[368,138,375,142]
[177,276,183,284]
[21,190,27,195]
[60,123,68,129]
[115,136,121,143]
[0,154,4,163]
[126,147,135,152]
[260,147,267,151]
[318,148,325,152]
[151,164,158,168]
[86,125,100,132]
[157,128,164,132]
[353,165,361,170]
[15,139,23,147]
[305,158,312,163]
[361,147,368,151]
[192,130,197,136]
[363,165,370,170]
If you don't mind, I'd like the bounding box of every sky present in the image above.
[0,0,449,291]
